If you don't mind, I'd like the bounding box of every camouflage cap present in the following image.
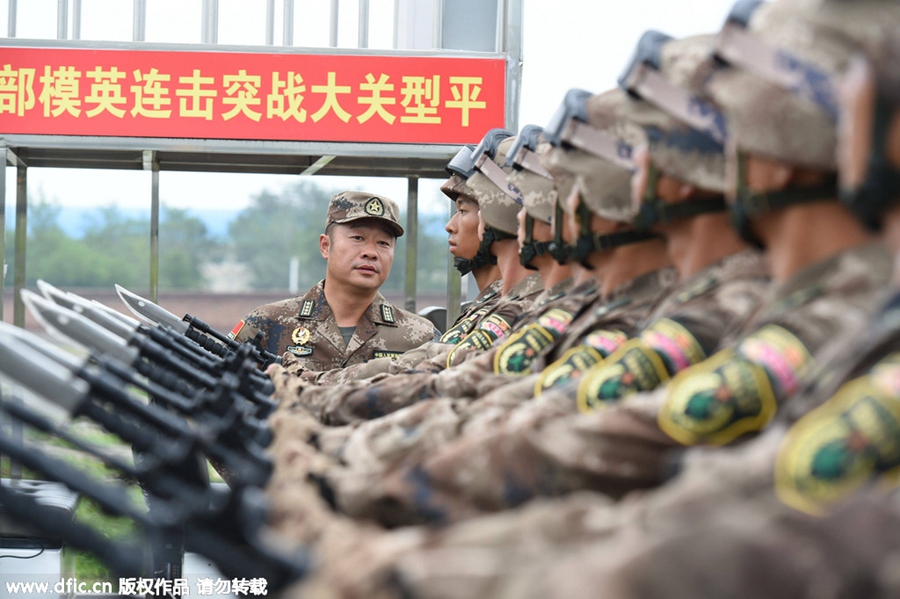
[326,191,404,237]
[705,0,860,169]
[507,142,555,224]
[440,174,478,204]
[542,89,645,222]
[467,136,522,236]
[621,35,728,192]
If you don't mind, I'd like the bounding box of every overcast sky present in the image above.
[1,0,731,216]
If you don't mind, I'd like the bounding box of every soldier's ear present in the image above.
[320,233,331,259]
[677,183,697,201]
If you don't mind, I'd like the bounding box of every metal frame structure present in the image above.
[0,0,523,330]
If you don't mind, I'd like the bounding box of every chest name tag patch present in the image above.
[535,329,628,396]
[373,350,403,361]
[493,309,575,376]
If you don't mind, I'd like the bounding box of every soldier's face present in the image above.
[320,220,395,292]
[446,197,481,259]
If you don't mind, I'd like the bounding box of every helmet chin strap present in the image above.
[570,202,661,268]
[632,160,727,230]
[518,213,553,269]
[453,226,511,275]
[548,198,575,265]
[731,151,839,248]
[841,96,900,232]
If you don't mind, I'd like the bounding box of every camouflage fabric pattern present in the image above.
[575,249,769,408]
[278,273,544,425]
[326,190,404,237]
[440,173,478,204]
[232,280,438,373]
[507,142,555,223]
[660,243,892,446]
[326,245,888,527]
[307,278,505,386]
[704,0,859,169]
[773,290,900,514]
[467,137,522,236]
[620,35,727,192]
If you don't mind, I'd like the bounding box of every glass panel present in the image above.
[11,0,58,40]
[79,0,132,42]
[337,0,359,48]
[293,0,331,48]
[0,0,9,37]
[367,0,394,50]
[218,0,267,46]
[145,0,202,44]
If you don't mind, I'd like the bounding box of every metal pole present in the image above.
[503,0,523,132]
[7,0,16,37]
[329,0,339,47]
[201,0,218,44]
[150,160,160,303]
[265,0,275,45]
[358,0,369,49]
[0,146,7,322]
[57,0,68,39]
[0,147,6,323]
[72,0,81,40]
[282,0,293,46]
[432,0,442,49]
[404,177,418,313]
[13,166,26,329]
[133,0,146,41]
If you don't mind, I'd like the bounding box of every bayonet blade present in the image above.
[115,284,189,334]
[22,291,139,365]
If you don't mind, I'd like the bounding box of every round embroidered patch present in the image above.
[534,330,628,396]
[576,339,670,413]
[775,369,900,515]
[659,348,779,446]
[440,307,490,344]
[639,318,706,375]
[493,309,575,375]
[445,314,512,368]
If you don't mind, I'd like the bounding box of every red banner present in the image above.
[0,47,507,144]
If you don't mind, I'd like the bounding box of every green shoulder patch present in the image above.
[493,308,575,375]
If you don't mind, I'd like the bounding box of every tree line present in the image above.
[2,180,452,293]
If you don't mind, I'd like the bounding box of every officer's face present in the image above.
[446,197,481,259]
[320,220,395,291]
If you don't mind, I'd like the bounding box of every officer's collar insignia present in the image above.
[381,304,395,323]
[287,345,313,357]
[291,326,311,346]
[365,197,385,216]
[300,299,315,318]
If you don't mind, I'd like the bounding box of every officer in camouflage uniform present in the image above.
[266,106,679,488]
[229,191,439,372]
[288,168,506,386]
